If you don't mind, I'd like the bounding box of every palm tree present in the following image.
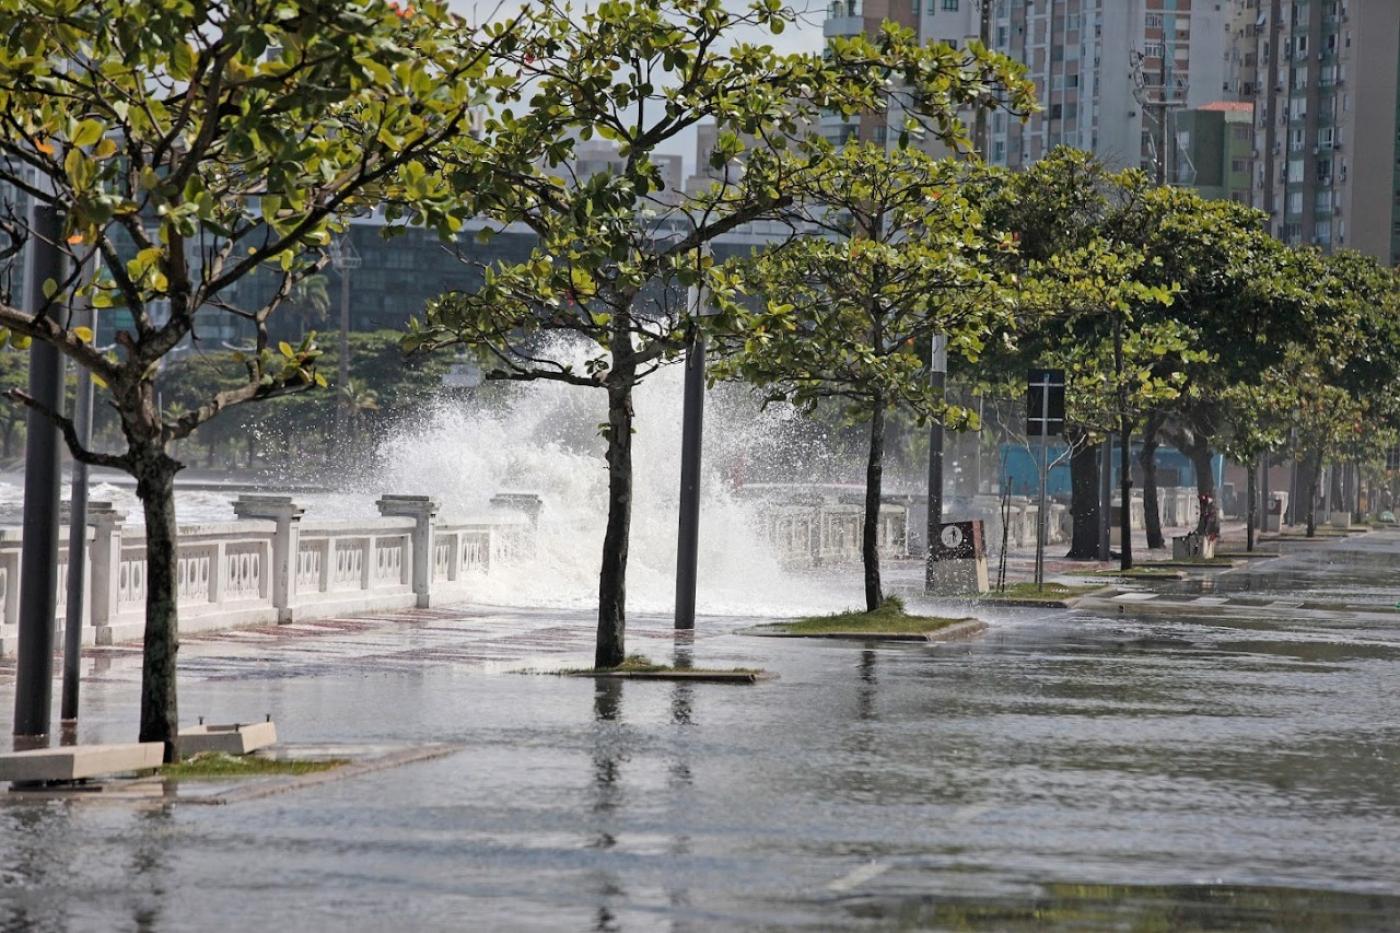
[288,274,331,337]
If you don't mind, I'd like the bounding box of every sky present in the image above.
[446,0,829,176]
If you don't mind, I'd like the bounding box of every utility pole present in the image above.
[674,251,711,631]
[1132,47,1185,190]
[14,202,67,745]
[330,236,361,440]
[924,334,947,593]
[973,0,994,158]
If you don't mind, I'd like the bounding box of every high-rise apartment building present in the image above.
[819,1,1235,173]
[985,1,1229,174]
[1249,0,1400,262]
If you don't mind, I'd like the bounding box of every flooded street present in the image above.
[1,532,1398,930]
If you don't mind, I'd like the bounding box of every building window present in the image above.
[1231,159,1248,173]
[942,0,958,9]
[1146,12,1163,28]
[1288,159,1304,183]
[1287,191,1303,215]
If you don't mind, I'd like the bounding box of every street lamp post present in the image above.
[14,202,67,744]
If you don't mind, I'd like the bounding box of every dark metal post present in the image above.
[924,335,947,593]
[1035,388,1048,589]
[673,319,706,631]
[14,203,67,742]
[61,304,95,724]
[1115,317,1133,571]
[1098,432,1112,560]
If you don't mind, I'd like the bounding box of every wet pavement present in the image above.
[0,531,1398,930]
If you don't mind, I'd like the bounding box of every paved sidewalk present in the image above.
[0,606,728,687]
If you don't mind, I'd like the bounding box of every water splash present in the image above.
[373,363,855,617]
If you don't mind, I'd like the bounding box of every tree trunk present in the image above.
[1140,412,1165,549]
[134,444,182,762]
[1188,443,1219,537]
[1246,460,1257,552]
[1065,433,1101,559]
[1306,450,1321,537]
[595,379,634,669]
[862,398,886,612]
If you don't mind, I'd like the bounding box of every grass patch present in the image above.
[561,654,764,675]
[984,581,1104,601]
[1066,566,1183,580]
[161,752,346,780]
[777,596,969,635]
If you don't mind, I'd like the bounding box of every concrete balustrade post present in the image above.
[87,502,125,645]
[376,495,438,608]
[233,495,304,623]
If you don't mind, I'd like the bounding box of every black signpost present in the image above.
[1027,369,1065,590]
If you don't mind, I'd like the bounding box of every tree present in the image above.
[1011,241,1185,567]
[407,0,1034,666]
[1127,189,1318,539]
[973,150,1187,560]
[711,145,1009,611]
[0,0,514,758]
[288,274,331,338]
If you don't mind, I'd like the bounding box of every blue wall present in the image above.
[997,442,1217,499]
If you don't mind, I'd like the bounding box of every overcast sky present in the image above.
[446,0,829,176]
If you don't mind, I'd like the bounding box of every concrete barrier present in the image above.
[0,493,537,657]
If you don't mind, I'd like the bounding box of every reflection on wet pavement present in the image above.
[0,532,1395,930]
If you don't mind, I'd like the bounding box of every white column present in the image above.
[87,502,125,645]
[232,495,304,623]
[376,495,438,608]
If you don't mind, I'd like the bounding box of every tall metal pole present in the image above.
[1035,392,1049,589]
[14,203,67,743]
[973,0,993,157]
[673,291,706,631]
[924,334,947,593]
[1098,432,1112,560]
[60,304,95,725]
[1115,317,1133,571]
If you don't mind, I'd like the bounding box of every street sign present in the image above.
[1026,369,1066,437]
[932,520,985,561]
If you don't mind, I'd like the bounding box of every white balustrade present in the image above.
[0,493,538,656]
